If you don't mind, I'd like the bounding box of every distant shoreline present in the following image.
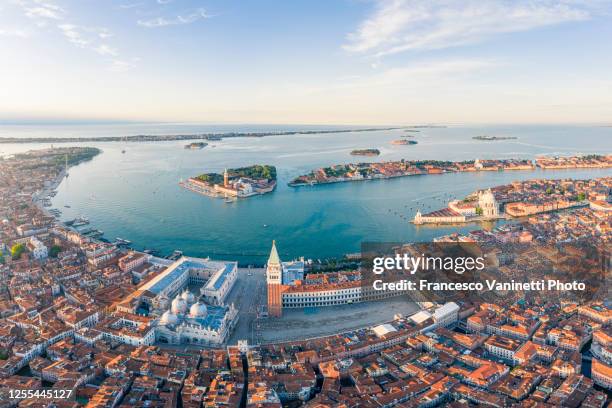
[0,127,406,144]
[473,135,518,141]
[350,148,380,156]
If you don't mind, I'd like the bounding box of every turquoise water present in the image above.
[2,124,610,264]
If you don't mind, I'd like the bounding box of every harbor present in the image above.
[12,125,609,265]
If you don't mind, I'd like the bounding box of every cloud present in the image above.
[109,59,137,72]
[23,1,64,20]
[58,23,90,47]
[302,58,497,95]
[98,29,113,39]
[137,8,211,28]
[95,44,118,57]
[58,24,116,51]
[58,24,131,69]
[344,0,594,57]
[6,0,136,71]
[119,2,143,9]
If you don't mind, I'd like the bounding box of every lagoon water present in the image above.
[1,124,610,264]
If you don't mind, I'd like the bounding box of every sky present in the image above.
[1,0,612,125]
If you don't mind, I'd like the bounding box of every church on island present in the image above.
[414,188,500,224]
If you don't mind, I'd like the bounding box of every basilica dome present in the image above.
[159,310,178,326]
[171,295,188,314]
[181,289,196,304]
[189,302,208,318]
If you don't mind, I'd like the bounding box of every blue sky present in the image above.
[1,0,611,124]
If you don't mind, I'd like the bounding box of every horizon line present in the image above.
[0,118,611,127]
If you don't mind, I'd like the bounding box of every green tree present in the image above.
[11,243,25,260]
[577,192,586,201]
[49,245,62,258]
[475,207,484,216]
[0,250,4,264]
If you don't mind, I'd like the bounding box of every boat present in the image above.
[64,205,71,208]
[168,250,184,261]
[184,142,208,149]
[82,228,104,238]
[391,139,418,145]
[72,216,90,227]
[115,238,132,246]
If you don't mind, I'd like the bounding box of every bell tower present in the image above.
[223,168,229,187]
[266,240,282,284]
[266,240,284,317]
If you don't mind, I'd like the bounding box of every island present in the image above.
[391,139,418,145]
[350,149,380,156]
[288,155,611,187]
[181,165,277,199]
[185,142,208,149]
[0,127,407,144]
[406,125,447,128]
[473,135,518,141]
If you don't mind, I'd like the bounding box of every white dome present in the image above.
[181,290,196,304]
[171,295,187,314]
[189,302,208,318]
[159,310,178,326]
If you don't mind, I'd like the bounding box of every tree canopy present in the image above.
[11,243,25,260]
[195,165,276,184]
[49,245,62,258]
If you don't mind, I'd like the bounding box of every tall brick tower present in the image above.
[223,168,229,187]
[266,240,283,317]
